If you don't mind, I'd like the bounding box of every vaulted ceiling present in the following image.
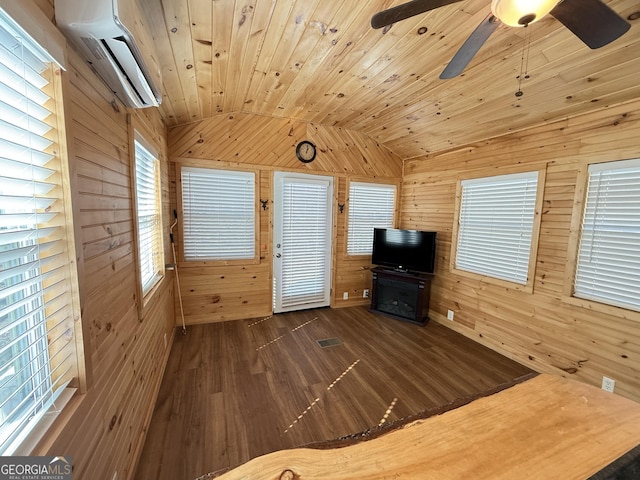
[142,0,640,159]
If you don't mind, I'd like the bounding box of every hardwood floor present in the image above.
[134,306,533,480]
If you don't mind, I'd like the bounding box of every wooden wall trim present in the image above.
[448,166,547,295]
[174,160,262,267]
[0,0,64,65]
[52,59,89,393]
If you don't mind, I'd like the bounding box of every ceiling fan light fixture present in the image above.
[491,0,562,27]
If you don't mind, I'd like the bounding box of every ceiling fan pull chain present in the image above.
[515,25,532,97]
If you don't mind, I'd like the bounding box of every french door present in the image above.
[273,172,334,313]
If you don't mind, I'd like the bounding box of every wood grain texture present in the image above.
[401,98,640,403]
[143,0,640,158]
[169,112,402,177]
[16,2,639,478]
[134,306,533,480]
[168,112,402,325]
[31,48,176,480]
[209,374,640,480]
[31,0,54,20]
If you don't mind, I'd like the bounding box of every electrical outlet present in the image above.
[602,376,615,393]
[363,289,369,298]
[447,310,454,321]
[343,292,349,300]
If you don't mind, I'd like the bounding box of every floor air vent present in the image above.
[317,337,343,348]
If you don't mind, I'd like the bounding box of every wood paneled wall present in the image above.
[32,0,53,20]
[401,99,640,403]
[32,45,176,479]
[168,113,402,324]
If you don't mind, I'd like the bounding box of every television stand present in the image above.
[370,267,432,326]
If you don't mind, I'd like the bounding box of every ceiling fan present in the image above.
[371,0,631,79]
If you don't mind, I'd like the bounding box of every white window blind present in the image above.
[456,171,539,285]
[347,182,395,255]
[280,179,330,308]
[574,159,640,312]
[181,167,255,260]
[134,136,163,296]
[0,11,77,455]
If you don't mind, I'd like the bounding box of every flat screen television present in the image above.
[372,228,437,274]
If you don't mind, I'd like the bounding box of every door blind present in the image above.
[181,166,255,260]
[574,159,640,311]
[281,180,330,308]
[0,12,75,455]
[347,182,395,255]
[456,171,539,284]
[134,137,163,295]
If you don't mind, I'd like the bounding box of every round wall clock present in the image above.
[296,140,317,163]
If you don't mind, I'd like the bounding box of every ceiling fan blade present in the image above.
[440,13,500,79]
[371,0,463,29]
[550,0,630,49]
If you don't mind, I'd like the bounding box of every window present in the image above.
[0,10,80,454]
[573,159,640,312]
[347,182,396,255]
[181,166,255,261]
[454,171,540,286]
[133,135,164,296]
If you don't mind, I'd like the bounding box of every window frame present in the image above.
[177,162,259,266]
[0,0,84,455]
[346,180,397,257]
[450,167,546,293]
[130,127,165,306]
[564,157,640,319]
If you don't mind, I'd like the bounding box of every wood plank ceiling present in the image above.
[142,0,640,159]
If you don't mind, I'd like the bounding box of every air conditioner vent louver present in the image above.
[56,0,162,109]
[80,37,106,61]
[100,38,146,106]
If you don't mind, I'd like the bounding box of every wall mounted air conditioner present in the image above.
[55,0,162,109]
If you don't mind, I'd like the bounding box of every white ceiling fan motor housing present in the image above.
[491,0,562,27]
